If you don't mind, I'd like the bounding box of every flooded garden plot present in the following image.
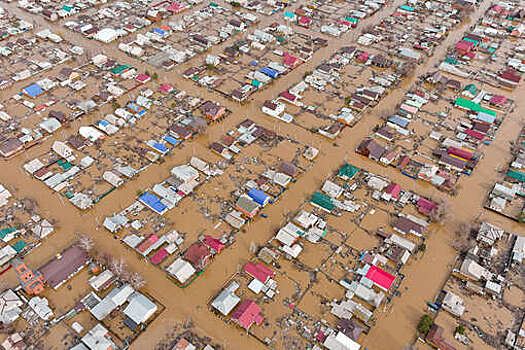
[438,1,524,90]
[155,324,224,349]
[356,74,514,193]
[102,119,315,288]
[208,123,312,229]
[61,0,196,44]
[209,258,313,348]
[222,0,288,16]
[0,182,55,268]
[282,0,388,37]
[356,0,467,63]
[182,22,326,101]
[0,27,84,89]
[485,126,525,222]
[262,46,407,139]
[17,0,111,22]
[0,239,164,350]
[122,2,260,70]
[0,54,146,159]
[424,221,525,349]
[101,155,228,287]
[207,162,445,348]
[0,6,32,43]
[22,82,230,210]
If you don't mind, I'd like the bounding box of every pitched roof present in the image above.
[243,262,274,283]
[365,265,395,290]
[231,300,264,329]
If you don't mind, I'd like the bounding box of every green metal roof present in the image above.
[0,227,17,240]
[12,240,26,253]
[507,169,525,183]
[338,163,359,179]
[454,98,497,117]
[310,192,335,211]
[462,37,479,46]
[110,64,131,75]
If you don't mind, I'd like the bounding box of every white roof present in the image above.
[211,282,241,316]
[323,331,361,350]
[0,289,23,324]
[123,292,157,324]
[81,323,116,350]
[459,258,491,281]
[512,236,525,263]
[28,297,53,321]
[167,258,196,283]
[248,278,265,294]
[94,28,118,43]
[88,270,114,291]
[170,164,199,183]
[79,126,104,142]
[476,222,504,245]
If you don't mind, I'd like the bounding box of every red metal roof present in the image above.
[202,236,225,253]
[244,262,274,283]
[150,248,168,265]
[231,300,264,329]
[365,265,395,290]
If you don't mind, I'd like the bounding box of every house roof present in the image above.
[211,282,241,316]
[123,292,157,325]
[365,265,395,291]
[426,324,456,350]
[202,236,225,253]
[184,243,211,269]
[244,262,274,283]
[39,245,88,289]
[231,300,264,329]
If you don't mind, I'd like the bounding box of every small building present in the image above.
[81,323,117,350]
[184,243,211,270]
[231,300,264,330]
[39,245,89,289]
[243,262,274,283]
[365,265,395,291]
[11,258,45,295]
[441,290,465,317]
[0,289,23,324]
[166,258,196,284]
[236,195,260,218]
[426,324,457,350]
[123,292,158,330]
[211,281,241,316]
[323,331,361,350]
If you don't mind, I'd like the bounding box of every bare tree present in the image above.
[76,234,94,253]
[429,199,450,223]
[109,257,127,278]
[129,272,146,289]
[452,222,474,252]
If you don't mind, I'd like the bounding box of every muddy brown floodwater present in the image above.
[1,0,524,349]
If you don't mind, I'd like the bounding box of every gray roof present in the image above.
[211,282,241,316]
[123,292,157,324]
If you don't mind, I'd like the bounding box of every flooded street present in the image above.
[0,0,524,349]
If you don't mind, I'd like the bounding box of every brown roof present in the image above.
[39,245,88,289]
[0,138,23,158]
[426,324,457,350]
[183,243,211,270]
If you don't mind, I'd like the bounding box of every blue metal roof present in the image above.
[248,188,270,206]
[139,192,168,215]
[163,135,181,146]
[476,112,496,124]
[260,67,279,79]
[23,83,44,98]
[388,115,410,128]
